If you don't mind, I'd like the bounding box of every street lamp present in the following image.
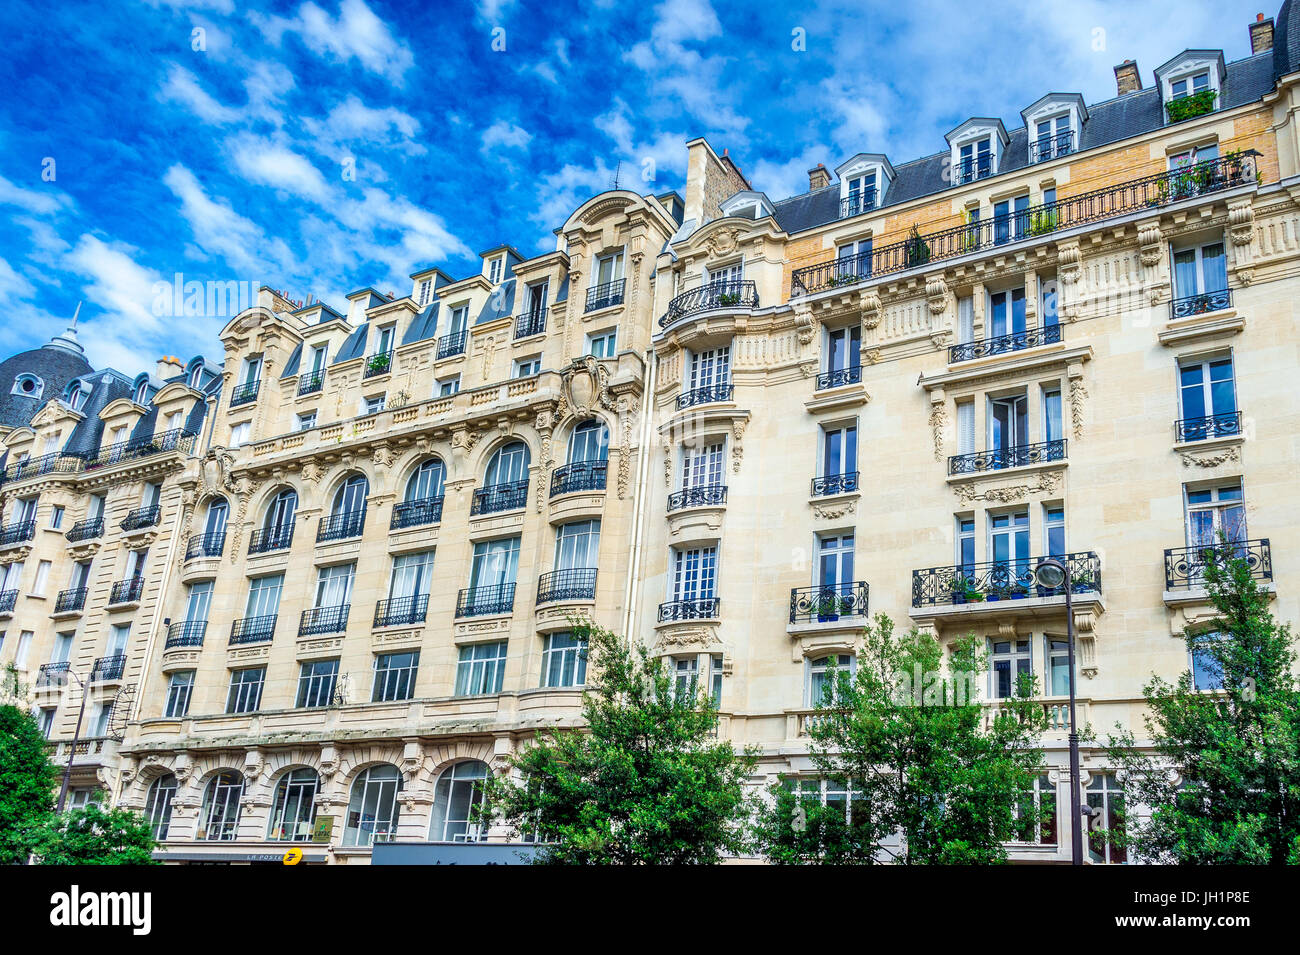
[1032,557,1084,866]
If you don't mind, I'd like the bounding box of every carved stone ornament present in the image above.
[300,461,324,484]
[954,468,1063,505]
[655,625,712,650]
[928,402,947,461]
[1138,220,1164,268]
[926,275,948,314]
[794,304,817,345]
[731,419,746,473]
[1180,445,1241,468]
[813,499,857,520]
[861,291,882,329]
[557,355,613,420]
[1069,376,1088,440]
[704,227,741,258]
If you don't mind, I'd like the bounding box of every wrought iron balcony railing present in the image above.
[391,496,444,529]
[0,589,17,613]
[912,551,1101,608]
[65,517,104,543]
[455,583,516,618]
[471,479,529,515]
[661,279,759,328]
[297,371,324,395]
[949,439,1066,475]
[955,155,994,184]
[816,365,862,390]
[949,324,1063,363]
[186,531,226,560]
[658,597,720,622]
[585,279,625,313]
[1175,411,1241,443]
[91,654,126,681]
[84,429,198,471]
[37,661,69,687]
[317,508,366,542]
[514,308,547,339]
[840,189,878,218]
[364,351,394,378]
[1031,130,1075,163]
[1171,288,1232,318]
[0,520,35,545]
[0,451,85,483]
[677,383,734,408]
[374,593,429,628]
[249,523,294,554]
[166,619,208,648]
[436,330,467,359]
[230,380,260,406]
[789,581,870,624]
[230,614,277,645]
[667,484,727,511]
[54,587,88,614]
[550,461,607,496]
[792,154,1258,296]
[811,471,859,496]
[121,504,161,531]
[537,568,597,604]
[299,604,350,636]
[1164,538,1271,591]
[109,576,144,605]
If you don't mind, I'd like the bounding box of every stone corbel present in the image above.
[663,439,674,488]
[730,420,746,473]
[793,302,818,345]
[1227,199,1255,285]
[861,290,882,330]
[1073,610,1098,677]
[1067,362,1087,440]
[928,389,947,462]
[925,274,948,315]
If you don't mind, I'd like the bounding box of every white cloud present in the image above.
[252,0,414,86]
[476,0,517,21]
[158,63,242,124]
[302,96,424,155]
[0,257,36,305]
[481,120,532,152]
[229,135,333,202]
[0,174,73,217]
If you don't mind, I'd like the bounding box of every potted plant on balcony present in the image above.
[1071,570,1095,593]
[904,224,931,267]
[366,353,391,375]
[1165,88,1217,123]
[1027,206,1059,237]
[950,577,984,605]
[716,292,741,307]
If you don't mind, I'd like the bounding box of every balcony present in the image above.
[949,439,1066,476]
[0,451,85,483]
[229,380,259,407]
[551,461,606,496]
[1175,411,1241,443]
[792,154,1258,296]
[811,472,859,496]
[911,551,1101,608]
[1171,288,1232,319]
[949,324,1063,363]
[109,576,144,605]
[0,589,16,614]
[658,597,720,622]
[471,479,528,515]
[955,155,993,185]
[54,587,88,614]
[373,593,429,628]
[537,568,597,604]
[0,520,35,546]
[1030,130,1075,163]
[816,366,862,391]
[65,517,104,543]
[37,661,69,687]
[317,508,366,543]
[297,371,324,396]
[585,279,625,313]
[840,189,877,218]
[165,619,208,648]
[455,583,516,618]
[186,531,226,560]
[230,614,277,645]
[667,484,727,511]
[789,581,870,625]
[84,429,197,471]
[121,504,161,531]
[299,604,350,637]
[676,383,734,409]
[249,524,294,554]
[391,496,443,529]
[514,308,546,339]
[91,654,126,682]
[363,351,393,379]
[1164,539,1272,592]
[661,279,759,329]
[436,330,467,359]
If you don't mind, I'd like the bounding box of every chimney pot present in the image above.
[1250,15,1274,54]
[1114,59,1142,96]
[808,164,831,191]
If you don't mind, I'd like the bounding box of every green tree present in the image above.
[0,703,59,864]
[30,803,159,865]
[1104,549,1300,864]
[481,621,758,864]
[751,614,1049,864]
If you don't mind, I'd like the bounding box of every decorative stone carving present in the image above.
[953,468,1063,504]
[557,355,613,419]
[1137,220,1164,268]
[1068,368,1088,440]
[813,499,857,520]
[703,227,741,258]
[1180,445,1240,468]
[928,400,947,461]
[925,274,948,314]
[371,445,396,468]
[730,419,747,473]
[861,290,882,329]
[663,439,674,488]
[1227,200,1254,247]
[655,625,712,650]
[793,303,817,345]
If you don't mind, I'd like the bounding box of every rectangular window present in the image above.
[230,422,251,447]
[836,238,872,279]
[314,563,355,608]
[1043,385,1063,444]
[91,702,112,738]
[587,330,617,358]
[990,639,1031,699]
[1190,631,1225,691]
[595,250,625,286]
[449,304,470,335]
[455,641,508,696]
[1179,356,1235,425]
[541,632,587,688]
[373,651,419,702]
[1044,506,1065,557]
[1014,773,1058,845]
[469,537,520,591]
[514,356,541,378]
[1171,72,1209,99]
[956,400,975,455]
[817,533,855,590]
[670,546,717,601]
[956,294,974,345]
[226,667,266,714]
[39,707,55,737]
[297,659,340,708]
[990,510,1031,577]
[672,654,698,702]
[107,623,130,657]
[364,395,386,415]
[50,506,64,530]
[1047,637,1071,696]
[297,412,316,432]
[417,279,432,306]
[554,519,601,570]
[165,671,194,718]
[488,256,504,284]
[826,325,861,375]
[389,550,436,600]
[1172,241,1227,298]
[32,560,50,596]
[437,376,460,396]
[16,631,33,668]
[807,653,854,705]
[957,517,976,571]
[687,346,730,392]
[245,574,284,619]
[988,287,1027,338]
[1185,482,1245,548]
[821,423,857,478]
[1086,774,1127,864]
[989,393,1028,450]
[681,441,724,490]
[50,632,73,664]
[993,196,1030,245]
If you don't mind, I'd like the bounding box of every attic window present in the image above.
[958,140,993,184]
[12,374,43,400]
[134,381,149,404]
[68,384,89,412]
[1171,73,1210,99]
[1031,115,1074,163]
[488,257,504,285]
[418,279,432,306]
[189,365,203,389]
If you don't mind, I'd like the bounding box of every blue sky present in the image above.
[0,0,1267,373]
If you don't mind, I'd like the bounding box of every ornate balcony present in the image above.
[657,597,720,622]
[840,189,877,218]
[391,496,443,529]
[249,524,294,554]
[1164,539,1272,591]
[955,155,993,184]
[0,589,17,614]
[811,471,859,496]
[165,619,208,648]
[789,581,870,625]
[667,484,727,511]
[471,479,528,515]
[186,531,226,560]
[91,654,126,682]
[949,324,1062,363]
[230,380,260,406]
[816,366,862,390]
[436,330,467,359]
[299,604,350,636]
[514,308,546,339]
[297,371,324,395]
[0,451,85,483]
[317,508,366,542]
[1175,411,1241,443]
[121,504,161,531]
[230,614,277,645]
[660,279,759,328]
[37,661,69,687]
[585,279,625,313]
[363,351,394,378]
[54,587,88,614]
[374,593,429,628]
[455,583,516,618]
[84,429,197,471]
[1171,288,1232,319]
[912,551,1101,608]
[537,568,597,604]
[0,520,35,547]
[1030,130,1075,163]
[109,576,144,605]
[949,439,1066,475]
[676,383,734,409]
[551,461,606,496]
[65,517,104,543]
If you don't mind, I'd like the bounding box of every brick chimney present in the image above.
[1250,14,1274,54]
[156,355,183,380]
[808,164,831,191]
[1114,60,1142,95]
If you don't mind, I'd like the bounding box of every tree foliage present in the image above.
[30,803,159,865]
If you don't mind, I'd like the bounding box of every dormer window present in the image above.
[134,381,149,405]
[834,154,894,218]
[845,173,876,215]
[11,374,43,400]
[1156,51,1225,123]
[1022,94,1087,165]
[718,191,775,221]
[1032,116,1073,162]
[67,383,88,412]
[959,140,992,183]
[417,279,432,306]
[1171,72,1210,99]
[188,365,203,389]
[488,257,504,285]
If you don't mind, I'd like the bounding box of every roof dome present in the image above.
[0,317,94,431]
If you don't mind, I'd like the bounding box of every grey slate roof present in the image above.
[402,302,441,345]
[475,278,516,325]
[63,370,134,457]
[0,340,94,430]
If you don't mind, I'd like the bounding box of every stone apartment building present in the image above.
[2,4,1300,864]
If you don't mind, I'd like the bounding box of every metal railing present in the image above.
[0,520,35,545]
[816,366,862,390]
[912,551,1101,608]
[249,524,294,554]
[789,581,870,624]
[297,371,324,395]
[537,568,597,604]
[677,383,734,408]
[792,154,1258,295]
[109,576,144,605]
[1164,538,1271,590]
[0,589,17,613]
[658,597,720,622]
[551,461,607,496]
[391,496,444,529]
[84,429,198,471]
[514,308,547,339]
[230,380,260,406]
[436,330,467,359]
[186,531,226,560]
[950,324,1063,363]
[585,279,625,313]
[54,587,88,614]
[230,614,277,645]
[374,593,429,628]
[91,654,126,681]
[0,451,85,483]
[121,504,161,531]
[471,479,529,515]
[949,439,1066,475]
[668,484,728,511]
[811,471,859,496]
[317,508,366,542]
[455,583,516,618]
[955,155,994,184]
[165,619,208,648]
[364,351,394,378]
[65,517,104,543]
[661,279,759,328]
[1171,288,1233,318]
[1175,411,1242,443]
[1030,130,1075,163]
[38,661,69,687]
[840,189,878,218]
[299,604,350,636]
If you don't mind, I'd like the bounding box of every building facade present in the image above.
[3,5,1300,864]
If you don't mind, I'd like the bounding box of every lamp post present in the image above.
[1032,556,1084,865]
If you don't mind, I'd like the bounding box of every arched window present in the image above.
[204,497,228,536]
[405,458,445,503]
[11,373,43,400]
[267,768,320,842]
[331,474,369,515]
[485,442,530,486]
[134,379,149,405]
[188,363,204,389]
[344,765,402,846]
[199,770,244,841]
[429,760,489,843]
[65,380,89,411]
[321,474,368,541]
[143,774,178,840]
[265,489,297,531]
[567,420,609,464]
